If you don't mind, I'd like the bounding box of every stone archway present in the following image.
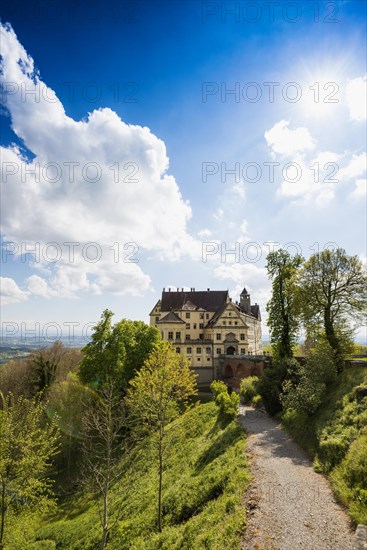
[236,363,247,377]
[224,364,234,378]
[226,346,236,355]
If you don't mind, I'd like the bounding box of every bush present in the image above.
[251,394,263,409]
[239,376,259,404]
[280,341,337,416]
[280,376,326,415]
[215,391,240,420]
[317,437,350,471]
[256,362,288,416]
[210,380,228,399]
[331,434,367,524]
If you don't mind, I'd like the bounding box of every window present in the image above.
[185,312,190,319]
[197,357,201,361]
[207,357,211,361]
[240,333,245,341]
[216,333,221,340]
[206,347,211,354]
[229,321,232,325]
[199,334,203,340]
[155,316,160,322]
[168,331,173,340]
[223,321,226,325]
[186,323,190,329]
[186,334,191,340]
[196,347,202,354]
[229,312,231,316]
[206,313,209,319]
[193,323,197,329]
[200,313,204,319]
[241,348,246,354]
[176,331,181,340]
[187,347,192,354]
[199,323,204,329]
[176,347,180,354]
[216,348,221,355]
[235,321,238,325]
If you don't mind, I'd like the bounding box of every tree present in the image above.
[280,339,338,415]
[266,249,303,360]
[126,342,197,532]
[0,392,59,549]
[79,310,161,393]
[81,384,128,550]
[46,374,96,482]
[298,248,367,371]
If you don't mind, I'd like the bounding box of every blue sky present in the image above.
[1,0,366,342]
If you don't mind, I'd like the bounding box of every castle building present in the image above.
[149,287,263,385]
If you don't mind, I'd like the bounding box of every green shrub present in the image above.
[281,376,326,415]
[240,376,259,404]
[210,380,228,399]
[215,391,240,419]
[251,394,263,409]
[256,362,288,416]
[331,434,367,524]
[317,437,350,471]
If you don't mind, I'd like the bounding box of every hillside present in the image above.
[281,367,367,524]
[35,402,250,549]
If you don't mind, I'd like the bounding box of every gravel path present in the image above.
[239,405,356,550]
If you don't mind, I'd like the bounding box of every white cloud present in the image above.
[346,75,367,121]
[339,153,367,180]
[0,23,198,299]
[0,277,29,305]
[232,180,246,200]
[276,150,340,206]
[197,228,212,238]
[26,275,56,298]
[350,179,367,199]
[264,120,316,156]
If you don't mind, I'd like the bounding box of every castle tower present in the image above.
[240,287,251,314]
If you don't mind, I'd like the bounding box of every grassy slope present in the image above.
[36,402,250,549]
[281,367,367,524]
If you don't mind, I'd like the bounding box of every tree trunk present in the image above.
[0,482,6,550]
[324,307,343,373]
[158,424,163,532]
[101,485,108,549]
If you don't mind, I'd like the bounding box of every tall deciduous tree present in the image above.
[126,342,197,532]
[0,392,59,549]
[79,310,161,393]
[81,383,128,550]
[298,248,367,371]
[266,249,303,360]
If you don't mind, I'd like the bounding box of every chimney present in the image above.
[207,288,210,291]
[168,288,171,292]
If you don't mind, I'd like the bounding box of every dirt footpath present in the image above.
[239,405,356,550]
